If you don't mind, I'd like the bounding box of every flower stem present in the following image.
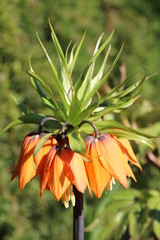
[79,120,99,138]
[39,117,57,133]
[73,186,84,240]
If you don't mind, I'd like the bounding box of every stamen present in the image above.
[109,181,113,191]
[61,186,75,208]
[112,177,116,185]
[71,191,75,207]
[109,177,116,191]
[64,201,69,209]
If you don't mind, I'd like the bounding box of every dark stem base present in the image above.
[73,186,84,240]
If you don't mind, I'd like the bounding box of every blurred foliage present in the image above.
[0,0,159,239]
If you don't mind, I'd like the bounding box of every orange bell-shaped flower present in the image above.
[84,136,112,198]
[40,146,90,206]
[11,132,57,190]
[11,133,41,190]
[85,134,142,197]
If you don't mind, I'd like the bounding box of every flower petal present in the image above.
[35,136,57,185]
[40,146,57,197]
[96,134,129,187]
[117,138,142,170]
[18,135,40,190]
[62,147,89,194]
[85,140,111,198]
[11,134,33,181]
[48,149,70,201]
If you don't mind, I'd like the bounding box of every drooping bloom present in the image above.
[85,134,142,198]
[40,146,90,207]
[11,132,57,190]
[85,137,112,198]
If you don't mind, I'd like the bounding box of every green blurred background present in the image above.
[0,0,160,239]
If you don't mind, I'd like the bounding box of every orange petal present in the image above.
[83,136,95,161]
[35,136,57,184]
[62,147,89,194]
[18,134,40,190]
[85,141,111,198]
[11,134,33,181]
[40,146,57,196]
[96,134,129,187]
[106,135,137,182]
[48,149,70,201]
[117,138,142,170]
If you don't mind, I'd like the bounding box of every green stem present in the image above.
[73,186,84,240]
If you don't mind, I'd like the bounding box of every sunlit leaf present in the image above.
[75,31,114,92]
[90,44,111,91]
[0,114,61,136]
[69,32,86,77]
[77,34,104,102]
[81,43,124,109]
[69,95,81,125]
[79,120,156,148]
[36,31,70,111]
[90,96,139,120]
[101,72,147,103]
[68,129,86,154]
[1,114,45,136]
[153,219,160,239]
[11,94,30,115]
[33,132,53,158]
[29,61,67,121]
[72,92,100,126]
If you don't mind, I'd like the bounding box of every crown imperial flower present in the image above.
[40,146,90,206]
[11,132,57,190]
[85,133,142,198]
[2,22,154,209]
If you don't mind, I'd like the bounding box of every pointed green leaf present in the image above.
[72,92,100,126]
[75,31,114,91]
[68,129,86,154]
[81,43,124,109]
[102,69,145,102]
[82,31,114,77]
[69,94,81,124]
[77,34,104,101]
[65,41,72,63]
[1,114,45,136]
[153,218,160,239]
[49,20,69,76]
[28,69,53,97]
[11,94,30,115]
[100,73,147,105]
[69,32,86,76]
[36,32,69,111]
[30,76,66,121]
[36,32,59,78]
[29,61,67,121]
[91,96,139,120]
[33,132,53,158]
[79,120,155,148]
[61,64,72,104]
[90,44,111,91]
[1,114,62,137]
